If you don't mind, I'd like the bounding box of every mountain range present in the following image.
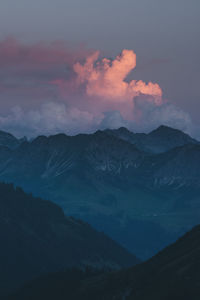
[105,125,198,153]
[0,125,199,259]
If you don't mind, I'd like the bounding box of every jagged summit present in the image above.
[105,127,132,134]
[105,125,198,153]
[1,124,197,154]
[150,124,191,137]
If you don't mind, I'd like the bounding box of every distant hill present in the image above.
[9,225,200,300]
[0,182,138,297]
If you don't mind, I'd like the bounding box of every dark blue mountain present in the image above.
[105,125,198,153]
[0,182,138,297]
[0,130,21,149]
[8,225,200,300]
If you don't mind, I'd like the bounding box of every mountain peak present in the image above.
[105,127,132,134]
[144,125,199,153]
[104,127,135,142]
[114,127,132,134]
[149,125,186,136]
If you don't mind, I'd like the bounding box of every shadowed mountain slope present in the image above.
[9,225,200,300]
[0,182,138,297]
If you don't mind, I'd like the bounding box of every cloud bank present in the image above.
[0,38,195,138]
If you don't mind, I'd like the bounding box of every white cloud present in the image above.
[0,102,98,137]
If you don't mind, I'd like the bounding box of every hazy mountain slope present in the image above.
[0,182,138,297]
[0,130,21,149]
[10,225,200,300]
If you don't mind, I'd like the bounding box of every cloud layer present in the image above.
[0,38,195,138]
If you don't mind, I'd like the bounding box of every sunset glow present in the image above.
[74,49,162,102]
[0,38,193,137]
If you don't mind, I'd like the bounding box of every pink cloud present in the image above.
[74,49,162,103]
[51,49,162,120]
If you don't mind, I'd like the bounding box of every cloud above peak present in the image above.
[73,49,162,105]
[0,38,195,138]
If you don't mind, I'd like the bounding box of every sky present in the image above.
[0,0,199,138]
